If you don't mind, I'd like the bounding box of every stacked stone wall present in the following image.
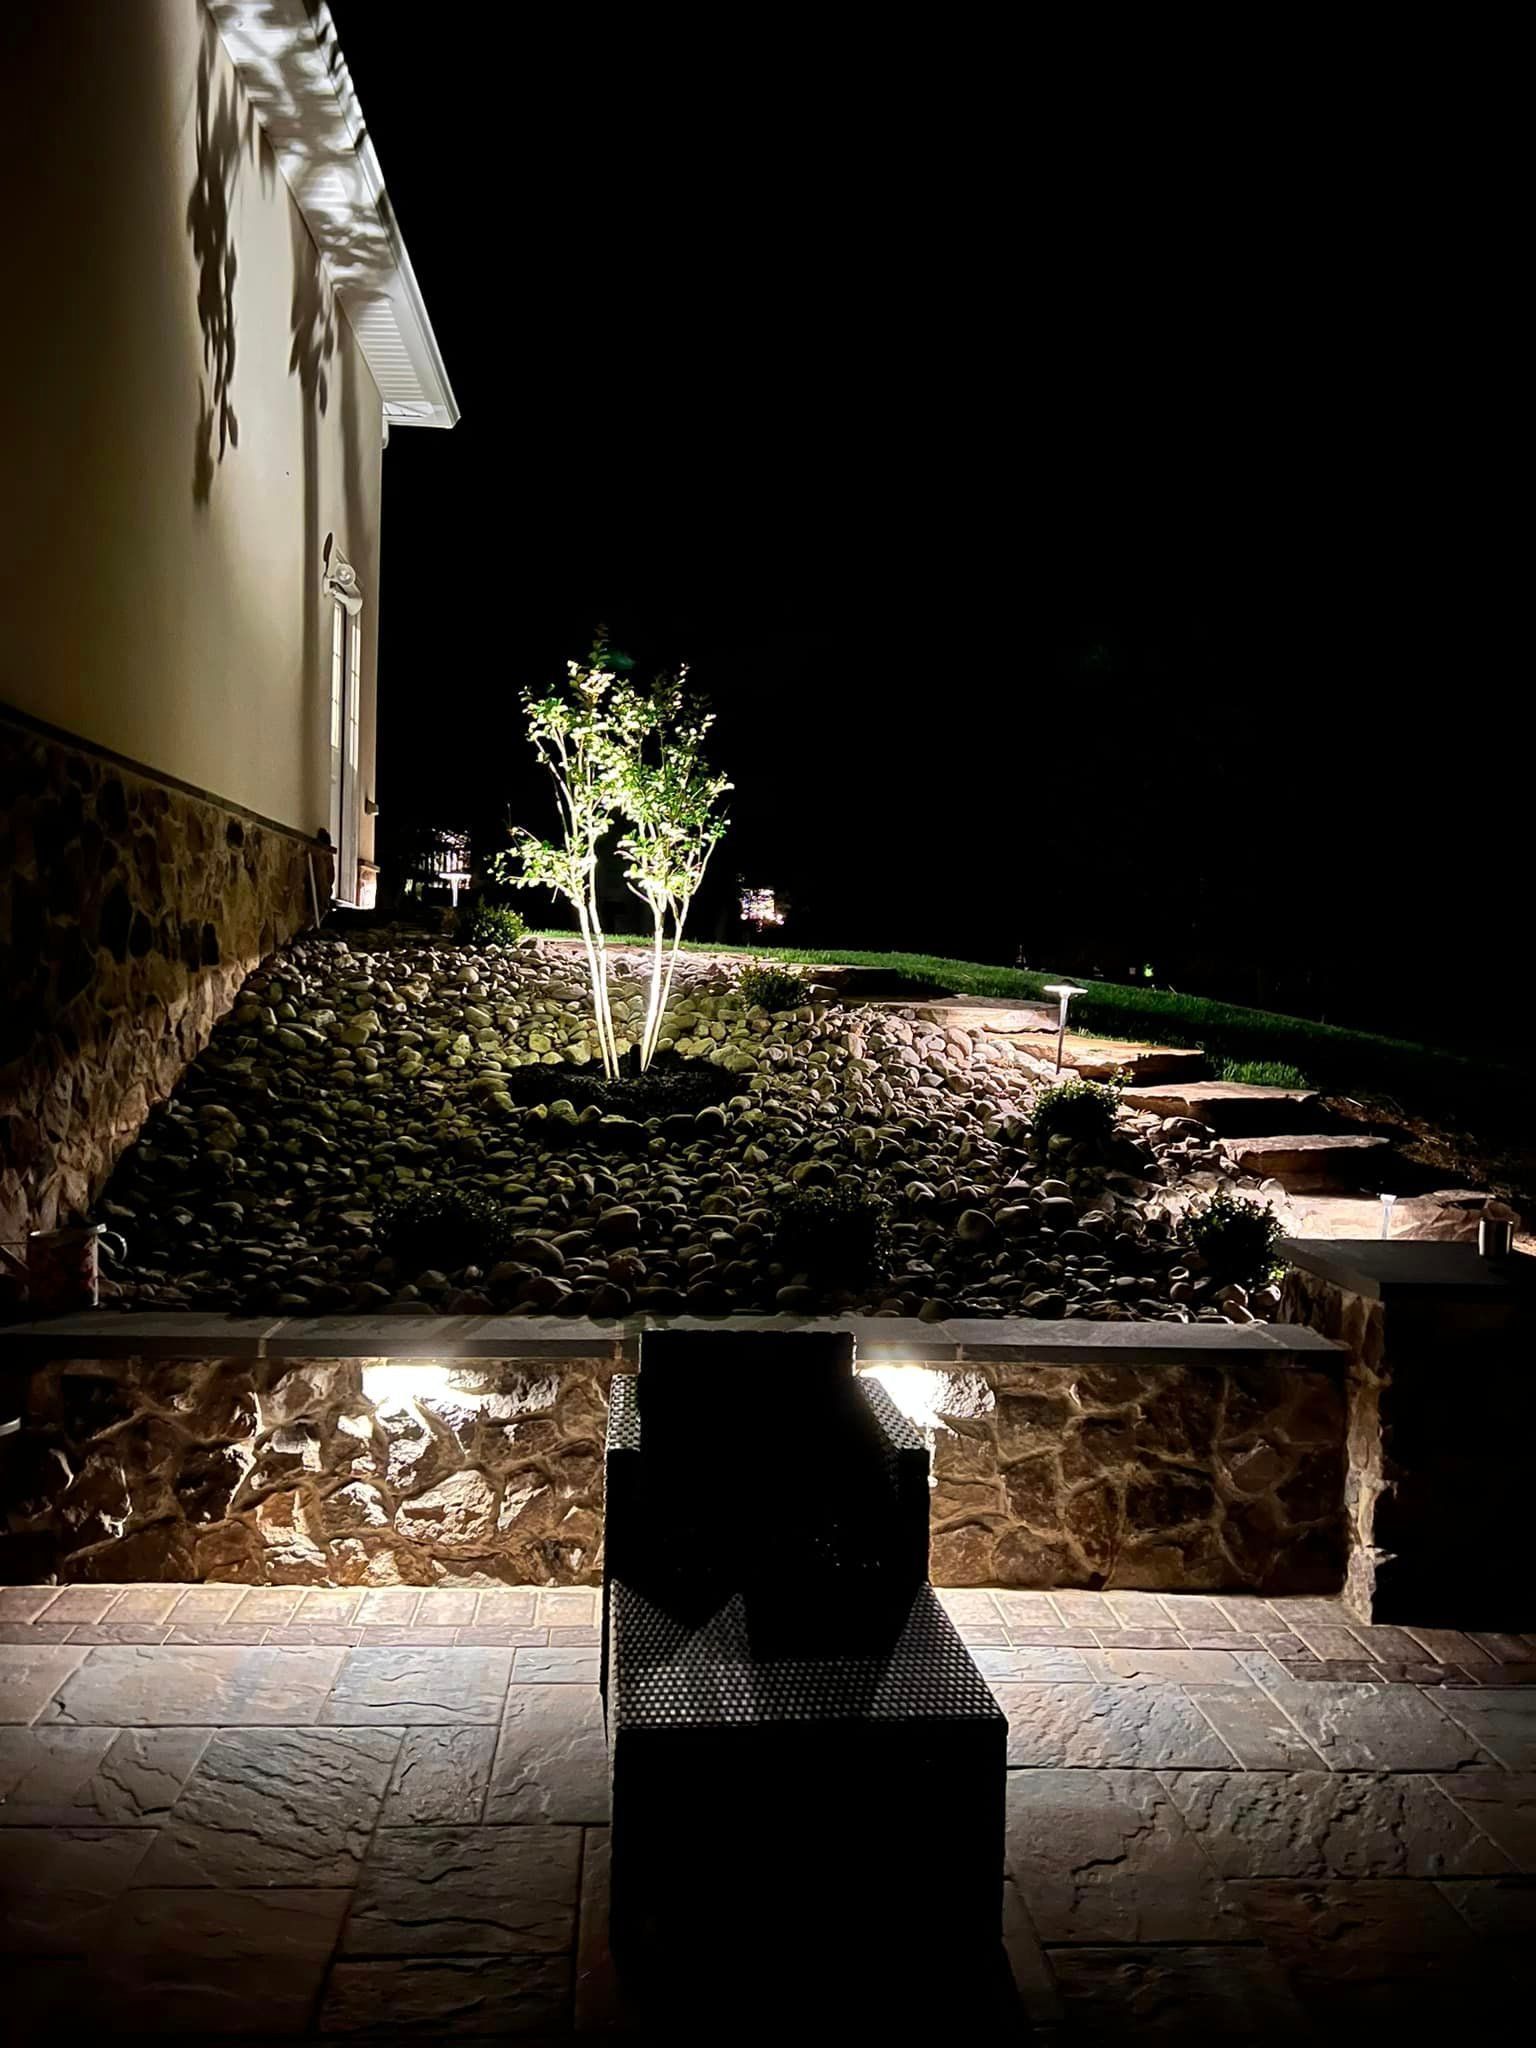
[7,1351,1346,1594]
[0,712,329,1247]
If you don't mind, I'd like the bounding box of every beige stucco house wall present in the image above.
[1,0,383,866]
[0,0,455,1248]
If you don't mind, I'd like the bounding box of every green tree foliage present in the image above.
[492,639,728,1076]
[616,668,731,1069]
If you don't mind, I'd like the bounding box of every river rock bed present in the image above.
[93,932,1267,1323]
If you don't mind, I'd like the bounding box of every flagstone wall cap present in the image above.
[1280,1236,1536,1303]
[0,1311,1341,1366]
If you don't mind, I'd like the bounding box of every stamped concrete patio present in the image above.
[1,1584,1533,2040]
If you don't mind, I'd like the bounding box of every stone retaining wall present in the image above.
[1279,1265,1385,1616]
[1279,1248,1532,1627]
[900,1354,1345,1593]
[0,714,330,1247]
[5,1347,1347,1593]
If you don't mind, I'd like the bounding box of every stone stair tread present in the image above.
[1225,1132,1388,1154]
[1121,1081,1326,1133]
[1276,1188,1528,1246]
[852,997,1210,1085]
[870,996,1058,1032]
[1220,1132,1392,1192]
[1016,1038,1210,1086]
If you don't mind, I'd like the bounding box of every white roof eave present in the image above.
[206,0,459,428]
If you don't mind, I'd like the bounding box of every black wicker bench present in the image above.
[601,1331,1008,2011]
[606,1573,1006,1989]
[601,1351,931,1689]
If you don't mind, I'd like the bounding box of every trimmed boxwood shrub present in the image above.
[773,1186,889,1284]
[1027,1078,1119,1152]
[737,963,805,1013]
[375,1186,518,1272]
[456,904,528,947]
[1178,1190,1282,1289]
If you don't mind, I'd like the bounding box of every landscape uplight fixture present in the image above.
[1043,984,1087,1074]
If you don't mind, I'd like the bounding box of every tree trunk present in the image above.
[654,903,689,1058]
[639,897,667,1070]
[575,900,618,1079]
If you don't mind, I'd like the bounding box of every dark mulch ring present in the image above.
[500,1051,741,1118]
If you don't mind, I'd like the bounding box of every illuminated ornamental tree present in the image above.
[492,649,634,1078]
[493,644,729,1077]
[618,669,731,1070]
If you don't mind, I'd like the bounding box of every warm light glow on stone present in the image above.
[360,1362,492,1414]
[860,1365,953,1434]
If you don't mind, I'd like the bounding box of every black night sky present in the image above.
[330,10,1524,1049]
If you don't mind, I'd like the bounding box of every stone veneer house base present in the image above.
[1,1316,1346,1594]
[0,713,330,1246]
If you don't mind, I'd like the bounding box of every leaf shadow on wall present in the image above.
[186,17,263,505]
[290,205,338,835]
[288,209,336,417]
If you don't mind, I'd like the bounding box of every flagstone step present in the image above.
[1277,1187,1530,1246]
[1220,1132,1394,1191]
[1120,1081,1328,1135]
[1025,1038,1211,1087]
[866,999,1208,1084]
[901,1000,1058,1034]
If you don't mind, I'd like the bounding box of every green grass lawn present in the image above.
[532,931,1523,1129]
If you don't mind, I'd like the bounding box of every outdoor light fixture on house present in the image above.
[1043,983,1087,1074]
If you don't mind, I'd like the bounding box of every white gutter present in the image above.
[206,0,459,428]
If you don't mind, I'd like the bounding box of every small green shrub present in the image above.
[456,903,528,948]
[375,1185,518,1273]
[773,1186,888,1284]
[1219,1059,1308,1089]
[1178,1190,1282,1289]
[737,962,804,1012]
[1027,1078,1120,1152]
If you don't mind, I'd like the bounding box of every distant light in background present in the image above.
[401,825,473,907]
[739,884,785,933]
